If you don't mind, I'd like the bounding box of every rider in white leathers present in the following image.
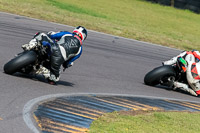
[163,50,200,96]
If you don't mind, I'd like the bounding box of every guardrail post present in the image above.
[171,0,174,7]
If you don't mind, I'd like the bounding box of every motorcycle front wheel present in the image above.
[4,50,37,74]
[144,65,176,86]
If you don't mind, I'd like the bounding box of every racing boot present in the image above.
[35,66,59,85]
[162,51,187,65]
[22,39,40,51]
[173,81,197,96]
[163,56,177,65]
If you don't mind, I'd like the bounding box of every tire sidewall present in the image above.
[144,65,176,86]
[4,51,37,74]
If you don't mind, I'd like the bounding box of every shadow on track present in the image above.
[147,84,196,97]
[3,72,75,87]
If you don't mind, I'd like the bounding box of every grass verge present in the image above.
[89,110,200,133]
[1,0,200,50]
[1,1,200,132]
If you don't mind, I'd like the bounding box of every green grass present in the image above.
[89,111,200,133]
[1,1,200,132]
[1,0,200,50]
[45,0,107,18]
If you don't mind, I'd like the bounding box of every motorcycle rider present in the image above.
[163,50,200,96]
[22,26,87,84]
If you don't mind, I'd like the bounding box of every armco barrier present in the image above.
[145,0,200,13]
[185,0,200,13]
[174,0,187,9]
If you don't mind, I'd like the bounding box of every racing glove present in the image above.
[63,62,74,71]
[22,39,40,50]
[177,57,188,72]
[47,73,60,85]
[36,66,59,85]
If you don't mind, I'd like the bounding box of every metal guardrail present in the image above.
[145,0,200,13]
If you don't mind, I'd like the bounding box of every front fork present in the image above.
[160,76,175,88]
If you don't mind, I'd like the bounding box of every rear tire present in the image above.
[144,65,176,86]
[4,51,37,74]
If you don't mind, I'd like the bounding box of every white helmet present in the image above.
[73,26,87,41]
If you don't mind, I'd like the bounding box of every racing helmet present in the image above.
[73,26,87,41]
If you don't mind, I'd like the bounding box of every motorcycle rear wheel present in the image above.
[4,51,37,74]
[144,65,176,86]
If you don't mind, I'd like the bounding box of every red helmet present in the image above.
[73,26,87,41]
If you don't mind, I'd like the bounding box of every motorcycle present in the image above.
[4,43,50,76]
[144,57,188,88]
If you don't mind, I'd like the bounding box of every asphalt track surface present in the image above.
[0,12,200,133]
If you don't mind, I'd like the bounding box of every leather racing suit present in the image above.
[163,50,200,96]
[33,31,83,81]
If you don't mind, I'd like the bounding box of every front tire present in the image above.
[144,65,176,86]
[4,51,37,74]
